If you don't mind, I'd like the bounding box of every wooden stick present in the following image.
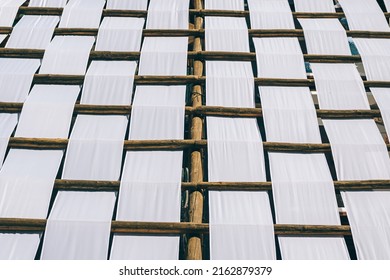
[0,49,363,64]
[7,137,390,152]
[0,102,382,119]
[53,179,390,192]
[187,0,204,260]
[0,218,352,236]
[16,7,390,19]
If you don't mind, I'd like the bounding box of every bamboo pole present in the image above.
[15,7,390,19]
[52,179,390,192]
[187,0,204,261]
[7,137,390,153]
[0,102,382,119]
[0,218,352,236]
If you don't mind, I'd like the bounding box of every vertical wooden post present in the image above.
[187,0,204,260]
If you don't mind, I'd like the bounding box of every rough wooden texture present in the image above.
[7,137,390,153]
[0,218,352,235]
[52,180,390,192]
[187,0,204,260]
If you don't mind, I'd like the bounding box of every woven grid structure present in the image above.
[1,0,390,260]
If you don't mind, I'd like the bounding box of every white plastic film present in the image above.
[206,61,255,108]
[371,88,390,139]
[146,0,189,29]
[138,37,188,76]
[0,234,41,260]
[0,58,40,102]
[106,0,148,10]
[205,0,244,10]
[59,0,105,28]
[129,86,186,140]
[81,61,137,105]
[41,191,116,260]
[338,0,390,31]
[294,0,335,12]
[247,0,295,29]
[323,119,390,180]
[205,17,249,52]
[278,237,350,260]
[253,37,306,79]
[311,63,370,110]
[342,191,390,259]
[259,86,321,143]
[62,115,128,181]
[299,19,350,55]
[0,149,63,218]
[0,0,26,27]
[29,0,68,7]
[6,16,59,49]
[15,85,79,138]
[0,114,17,168]
[354,38,390,81]
[39,36,95,75]
[95,17,145,52]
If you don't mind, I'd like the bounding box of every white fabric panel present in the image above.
[0,35,6,44]
[259,86,321,143]
[294,0,335,12]
[39,36,94,75]
[62,115,127,181]
[95,17,145,52]
[6,16,59,49]
[323,119,390,180]
[0,58,40,102]
[0,0,25,27]
[0,234,40,260]
[311,63,370,110]
[209,191,275,260]
[138,37,188,75]
[253,38,306,79]
[15,85,79,138]
[247,0,295,29]
[106,0,148,10]
[269,153,340,225]
[112,150,182,260]
[146,0,189,29]
[81,61,137,105]
[29,0,68,7]
[0,149,63,218]
[207,117,275,259]
[371,88,390,139]
[117,151,182,222]
[205,0,244,10]
[59,0,105,28]
[342,191,390,259]
[129,86,186,140]
[354,39,390,81]
[279,237,350,260]
[299,19,351,55]
[385,0,390,12]
[110,235,179,260]
[41,192,116,260]
[338,0,390,31]
[206,61,255,108]
[0,114,17,168]
[205,17,249,52]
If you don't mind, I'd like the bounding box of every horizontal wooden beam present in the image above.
[7,137,390,153]
[2,27,390,39]
[0,49,363,64]
[15,7,390,19]
[0,218,351,236]
[0,102,381,119]
[52,179,390,192]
